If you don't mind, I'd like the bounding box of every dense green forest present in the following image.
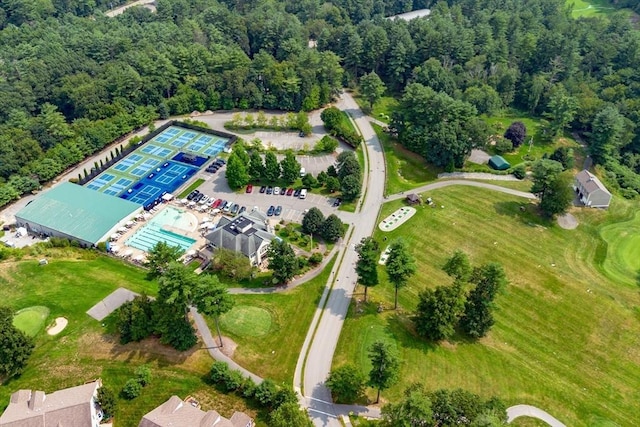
[1,0,640,209]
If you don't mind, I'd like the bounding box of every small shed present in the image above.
[406,194,420,205]
[488,155,511,170]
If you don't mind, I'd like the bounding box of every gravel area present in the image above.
[557,213,579,230]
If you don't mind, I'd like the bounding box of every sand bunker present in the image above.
[557,213,578,230]
[47,317,68,335]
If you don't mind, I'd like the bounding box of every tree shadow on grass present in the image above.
[384,311,438,353]
[493,201,553,227]
[107,333,198,368]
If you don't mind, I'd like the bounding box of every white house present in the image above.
[574,170,612,208]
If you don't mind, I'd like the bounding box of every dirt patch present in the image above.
[557,213,579,230]
[218,336,238,358]
[47,317,68,335]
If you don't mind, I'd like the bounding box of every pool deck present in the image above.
[109,202,219,265]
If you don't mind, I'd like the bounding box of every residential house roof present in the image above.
[575,170,611,196]
[138,396,251,427]
[0,381,101,427]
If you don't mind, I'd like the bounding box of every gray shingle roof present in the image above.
[205,211,274,258]
[575,170,611,196]
[0,381,100,427]
[138,396,251,427]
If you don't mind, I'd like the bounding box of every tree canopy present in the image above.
[0,306,35,379]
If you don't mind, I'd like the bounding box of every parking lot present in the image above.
[191,162,343,225]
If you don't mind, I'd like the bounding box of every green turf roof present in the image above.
[16,182,141,244]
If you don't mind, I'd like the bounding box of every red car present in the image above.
[211,199,222,208]
[246,184,253,193]
[286,187,294,196]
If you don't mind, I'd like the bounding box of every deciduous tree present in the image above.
[145,241,185,278]
[360,71,386,110]
[368,341,400,403]
[248,151,264,182]
[267,240,299,284]
[264,151,281,182]
[280,151,301,184]
[385,239,416,310]
[503,121,527,147]
[320,214,344,243]
[326,364,366,404]
[195,274,235,347]
[414,283,465,341]
[226,152,250,189]
[356,237,380,302]
[301,207,324,235]
[460,263,508,338]
[442,250,471,282]
[0,306,34,379]
[381,384,433,427]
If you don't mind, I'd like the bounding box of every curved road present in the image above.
[294,92,387,426]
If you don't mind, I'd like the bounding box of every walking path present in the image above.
[387,179,536,202]
[507,405,567,426]
[190,307,263,384]
[437,172,520,181]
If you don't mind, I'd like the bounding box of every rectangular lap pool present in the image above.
[126,207,197,252]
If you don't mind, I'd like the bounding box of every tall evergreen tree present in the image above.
[355,237,380,302]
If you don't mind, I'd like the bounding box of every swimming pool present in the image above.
[126,207,196,252]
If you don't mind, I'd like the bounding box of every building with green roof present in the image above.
[15,182,142,247]
[488,155,511,171]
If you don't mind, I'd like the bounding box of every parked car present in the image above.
[216,158,226,165]
[293,189,301,197]
[223,201,232,213]
[273,186,281,195]
[333,198,342,207]
[195,193,205,202]
[187,190,199,200]
[274,205,282,216]
[266,186,273,195]
[199,196,210,205]
[239,206,246,214]
[246,184,253,193]
[286,188,294,196]
[260,185,267,193]
[267,205,275,216]
[210,198,220,208]
[230,203,239,214]
[218,200,227,210]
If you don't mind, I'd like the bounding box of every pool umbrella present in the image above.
[110,233,119,240]
[187,249,197,257]
[118,227,127,233]
[110,245,120,253]
[123,249,133,257]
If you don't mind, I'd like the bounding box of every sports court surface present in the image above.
[86,125,229,208]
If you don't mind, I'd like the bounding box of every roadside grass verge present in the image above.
[353,94,399,123]
[0,249,267,426]
[178,178,205,199]
[210,255,337,383]
[372,123,439,195]
[334,187,640,426]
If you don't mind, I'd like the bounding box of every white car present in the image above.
[273,187,281,195]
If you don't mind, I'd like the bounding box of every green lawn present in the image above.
[354,94,399,124]
[178,178,205,199]
[13,306,50,337]
[567,0,621,18]
[483,112,581,167]
[372,123,439,195]
[334,188,640,426]
[0,249,266,427]
[210,255,337,383]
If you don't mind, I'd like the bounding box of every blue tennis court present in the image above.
[120,160,199,209]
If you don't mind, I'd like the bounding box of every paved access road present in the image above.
[507,405,567,427]
[294,92,387,426]
[104,0,156,17]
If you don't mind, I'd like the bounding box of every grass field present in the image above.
[354,95,399,124]
[372,124,439,195]
[210,255,336,383]
[334,187,640,426]
[567,0,620,18]
[0,249,266,427]
[13,306,50,337]
[483,113,582,168]
[177,178,204,198]
[220,305,273,337]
